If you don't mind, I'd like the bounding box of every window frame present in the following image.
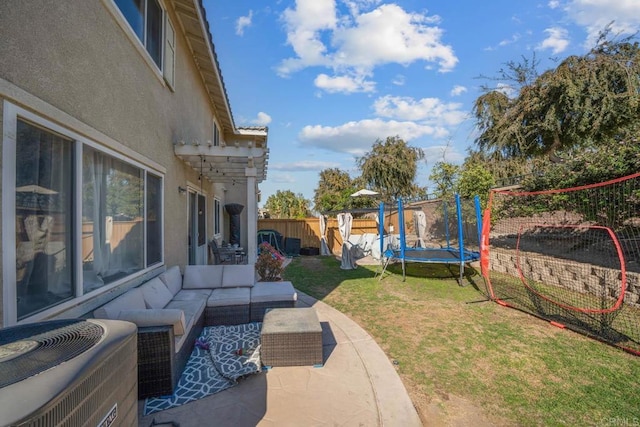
[213,120,220,147]
[2,102,164,325]
[214,197,221,236]
[104,0,175,86]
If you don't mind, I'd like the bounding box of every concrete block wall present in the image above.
[489,249,640,307]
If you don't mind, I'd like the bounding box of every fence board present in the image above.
[258,218,379,254]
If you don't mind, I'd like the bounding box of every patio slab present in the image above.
[137,291,422,426]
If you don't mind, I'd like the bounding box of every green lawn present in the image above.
[284,256,640,426]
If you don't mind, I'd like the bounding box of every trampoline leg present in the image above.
[457,261,465,286]
[402,259,406,282]
[379,256,392,281]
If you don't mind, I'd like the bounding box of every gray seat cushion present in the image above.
[208,287,251,307]
[172,288,212,302]
[250,281,297,303]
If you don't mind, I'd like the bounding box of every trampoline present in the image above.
[378,194,482,284]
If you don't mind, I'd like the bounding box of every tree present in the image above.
[457,162,495,207]
[357,136,426,202]
[313,169,377,213]
[428,161,459,199]
[314,168,354,213]
[473,28,640,162]
[264,190,310,219]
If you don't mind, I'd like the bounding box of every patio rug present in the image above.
[143,322,262,416]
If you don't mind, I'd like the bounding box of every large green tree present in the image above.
[357,136,426,201]
[473,29,640,162]
[313,169,375,213]
[428,161,459,199]
[457,162,495,207]
[264,190,310,219]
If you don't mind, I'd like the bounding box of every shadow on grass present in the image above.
[283,256,377,300]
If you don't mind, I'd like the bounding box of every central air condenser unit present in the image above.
[0,318,138,427]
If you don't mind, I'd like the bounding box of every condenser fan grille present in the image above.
[0,319,104,388]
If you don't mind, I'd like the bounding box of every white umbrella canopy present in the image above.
[350,189,379,197]
[16,185,58,195]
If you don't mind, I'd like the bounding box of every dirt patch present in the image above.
[415,392,512,427]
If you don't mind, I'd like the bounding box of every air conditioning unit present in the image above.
[0,318,138,427]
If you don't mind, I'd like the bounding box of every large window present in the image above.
[213,121,220,146]
[147,173,162,265]
[15,121,74,319]
[111,0,175,85]
[10,114,163,321]
[114,0,162,67]
[214,198,221,235]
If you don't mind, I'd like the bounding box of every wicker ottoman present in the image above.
[261,308,323,368]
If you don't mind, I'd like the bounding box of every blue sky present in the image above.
[202,0,640,208]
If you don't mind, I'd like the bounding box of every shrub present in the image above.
[255,243,284,281]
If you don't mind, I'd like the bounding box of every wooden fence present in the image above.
[258,218,379,254]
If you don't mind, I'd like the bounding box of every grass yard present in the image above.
[284,256,640,426]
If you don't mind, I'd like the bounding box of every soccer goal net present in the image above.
[481,172,640,355]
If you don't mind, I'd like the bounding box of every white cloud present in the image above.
[499,33,521,47]
[251,112,272,126]
[314,73,376,93]
[236,10,253,36]
[538,27,570,54]
[331,4,457,72]
[271,173,297,184]
[484,33,521,51]
[298,118,447,156]
[496,83,517,98]
[548,0,560,9]
[421,145,466,164]
[278,0,337,75]
[450,85,467,97]
[372,95,467,127]
[392,74,406,86]
[564,0,640,47]
[270,160,341,171]
[277,1,458,88]
[343,0,382,16]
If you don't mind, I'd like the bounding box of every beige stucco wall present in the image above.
[0,0,239,323]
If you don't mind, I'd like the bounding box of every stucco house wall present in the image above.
[0,0,263,327]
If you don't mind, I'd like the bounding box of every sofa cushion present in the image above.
[159,266,183,296]
[183,265,224,289]
[140,277,174,309]
[222,264,255,288]
[94,287,146,319]
[117,308,186,336]
[172,288,212,302]
[165,299,206,333]
[207,287,251,307]
[250,281,297,303]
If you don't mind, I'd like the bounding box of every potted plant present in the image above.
[255,242,284,281]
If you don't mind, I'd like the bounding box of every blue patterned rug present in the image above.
[144,322,262,415]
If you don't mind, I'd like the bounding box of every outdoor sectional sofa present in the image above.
[93,264,297,399]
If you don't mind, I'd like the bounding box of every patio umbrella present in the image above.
[337,212,357,270]
[319,214,330,256]
[350,189,379,197]
[16,184,59,195]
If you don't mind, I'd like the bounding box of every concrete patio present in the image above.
[137,290,422,426]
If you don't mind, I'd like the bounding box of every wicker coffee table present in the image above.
[261,308,323,368]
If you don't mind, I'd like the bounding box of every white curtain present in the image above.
[338,212,357,270]
[88,153,108,281]
[319,214,330,256]
[413,211,427,248]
